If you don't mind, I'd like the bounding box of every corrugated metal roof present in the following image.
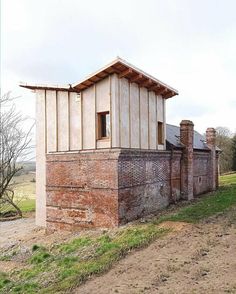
[166,124,220,151]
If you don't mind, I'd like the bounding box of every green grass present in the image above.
[12,174,36,199]
[1,174,36,215]
[0,173,235,294]
[156,181,236,223]
[220,173,236,185]
[58,237,92,253]
[0,198,35,216]
[0,225,168,294]
[18,199,35,213]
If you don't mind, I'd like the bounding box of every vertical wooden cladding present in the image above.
[45,90,82,152]
[96,77,111,149]
[46,90,57,152]
[120,78,130,148]
[116,78,166,151]
[130,83,140,148]
[35,90,46,226]
[156,94,163,122]
[156,94,165,150]
[69,92,82,150]
[96,77,110,113]
[111,74,120,148]
[148,91,156,149]
[57,91,69,151]
[36,90,46,155]
[163,98,167,149]
[82,86,96,149]
[41,75,167,154]
[140,87,149,149]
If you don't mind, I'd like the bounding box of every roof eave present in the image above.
[19,83,77,92]
[72,57,178,99]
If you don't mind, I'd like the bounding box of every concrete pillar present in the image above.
[180,120,194,200]
[206,127,216,191]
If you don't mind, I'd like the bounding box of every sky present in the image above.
[1,0,236,137]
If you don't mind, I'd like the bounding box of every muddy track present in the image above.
[77,210,236,294]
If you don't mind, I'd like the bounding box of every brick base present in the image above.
[46,148,217,231]
[117,150,181,224]
[46,151,119,231]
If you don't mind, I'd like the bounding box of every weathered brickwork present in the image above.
[117,150,182,224]
[193,151,211,195]
[180,120,194,200]
[46,151,120,231]
[206,128,217,191]
[45,126,218,231]
[46,149,184,231]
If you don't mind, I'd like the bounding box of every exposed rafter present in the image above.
[119,68,133,78]
[139,78,153,88]
[20,57,178,99]
[148,84,161,92]
[163,91,175,99]
[156,87,169,96]
[130,74,143,83]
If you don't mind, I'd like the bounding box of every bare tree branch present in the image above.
[0,92,34,217]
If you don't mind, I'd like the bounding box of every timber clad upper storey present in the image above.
[21,57,178,153]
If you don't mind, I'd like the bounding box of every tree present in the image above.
[0,92,34,217]
[215,127,233,174]
[232,134,236,171]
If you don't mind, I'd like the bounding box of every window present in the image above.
[158,121,164,145]
[97,112,110,139]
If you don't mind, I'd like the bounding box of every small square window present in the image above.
[97,112,110,139]
[158,121,164,145]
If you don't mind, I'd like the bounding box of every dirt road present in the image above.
[77,210,236,294]
[0,214,75,273]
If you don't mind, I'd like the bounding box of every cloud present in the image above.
[1,0,236,135]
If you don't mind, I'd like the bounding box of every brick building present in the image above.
[20,58,220,231]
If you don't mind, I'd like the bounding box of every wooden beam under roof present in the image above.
[148,84,161,92]
[163,91,176,99]
[89,75,101,82]
[69,57,178,98]
[83,80,94,86]
[156,87,169,96]
[109,65,121,74]
[130,73,143,83]
[139,78,153,88]
[119,68,133,78]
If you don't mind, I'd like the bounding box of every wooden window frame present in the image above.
[158,121,164,145]
[97,111,110,140]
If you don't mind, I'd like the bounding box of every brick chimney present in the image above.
[206,127,216,191]
[180,120,194,200]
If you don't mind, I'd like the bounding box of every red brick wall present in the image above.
[46,151,119,231]
[45,148,218,231]
[118,150,182,224]
[180,120,194,200]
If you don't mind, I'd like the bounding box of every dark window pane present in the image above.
[99,112,110,138]
[101,114,106,137]
[106,113,110,137]
[158,121,163,144]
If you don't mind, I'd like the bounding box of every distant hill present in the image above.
[15,161,36,176]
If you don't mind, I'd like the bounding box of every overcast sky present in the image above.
[1,0,236,135]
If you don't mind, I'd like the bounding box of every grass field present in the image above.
[1,174,36,215]
[0,173,235,294]
[12,173,36,200]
